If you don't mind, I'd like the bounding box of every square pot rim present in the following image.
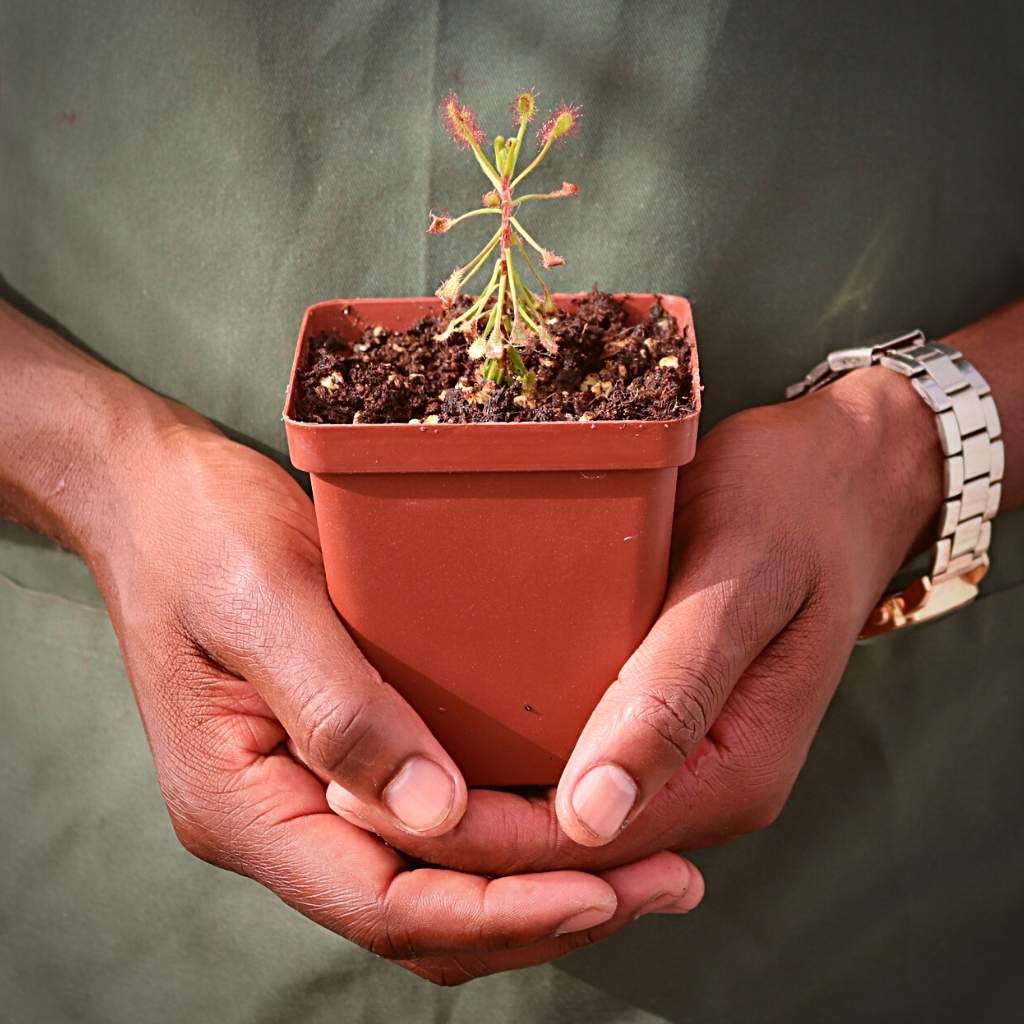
[284,292,701,474]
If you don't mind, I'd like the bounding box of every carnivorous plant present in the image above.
[428,91,581,389]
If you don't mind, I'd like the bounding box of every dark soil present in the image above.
[294,289,694,424]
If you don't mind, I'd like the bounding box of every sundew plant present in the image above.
[428,90,581,390]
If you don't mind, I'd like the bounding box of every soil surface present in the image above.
[294,289,694,424]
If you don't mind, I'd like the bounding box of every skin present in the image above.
[0,300,703,986]
[2,297,1021,984]
[323,301,1024,877]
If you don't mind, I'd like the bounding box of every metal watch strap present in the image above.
[786,330,1004,639]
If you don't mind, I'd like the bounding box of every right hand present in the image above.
[87,407,703,983]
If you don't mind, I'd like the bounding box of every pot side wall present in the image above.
[310,466,678,785]
[286,294,700,786]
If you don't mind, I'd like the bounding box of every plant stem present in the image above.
[482,356,505,383]
[505,250,520,326]
[517,303,546,337]
[513,237,555,310]
[459,230,502,289]
[510,260,540,310]
[510,216,548,259]
[446,208,501,229]
[506,112,529,179]
[442,256,501,336]
[467,137,501,189]
[490,270,507,347]
[511,135,555,188]
[505,343,531,383]
[513,191,567,206]
[482,298,499,338]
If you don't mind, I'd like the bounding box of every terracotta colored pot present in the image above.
[283,293,701,786]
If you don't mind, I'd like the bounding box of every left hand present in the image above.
[323,365,943,873]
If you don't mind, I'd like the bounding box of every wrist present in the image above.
[2,357,212,567]
[814,365,945,571]
[80,376,221,574]
[946,305,1024,512]
[0,302,217,566]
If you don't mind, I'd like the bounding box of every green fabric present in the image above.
[2,1,1023,1021]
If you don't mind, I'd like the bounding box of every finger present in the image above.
[326,774,703,874]
[152,662,658,963]
[221,763,621,955]
[600,848,704,916]
[554,535,810,847]
[191,551,468,838]
[185,753,672,957]
[396,851,704,985]
[325,607,839,877]
[385,849,701,964]
[324,776,640,875]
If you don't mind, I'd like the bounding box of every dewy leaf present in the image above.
[441,92,485,151]
[435,266,464,306]
[512,90,538,126]
[537,103,581,147]
[533,319,560,355]
[427,212,453,234]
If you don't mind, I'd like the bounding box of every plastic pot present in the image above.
[283,293,701,786]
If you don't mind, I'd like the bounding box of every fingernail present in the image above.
[570,764,637,841]
[655,898,698,915]
[325,780,347,814]
[633,891,692,919]
[325,781,365,822]
[554,905,615,937]
[383,756,456,833]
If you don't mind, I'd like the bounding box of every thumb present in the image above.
[196,564,468,838]
[555,558,804,847]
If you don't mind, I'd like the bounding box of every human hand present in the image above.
[322,366,943,872]
[87,407,703,982]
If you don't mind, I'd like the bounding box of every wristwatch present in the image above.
[786,330,1004,640]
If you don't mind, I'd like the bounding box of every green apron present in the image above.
[2,2,1023,1020]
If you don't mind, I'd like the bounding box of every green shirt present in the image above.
[2,2,1023,1021]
